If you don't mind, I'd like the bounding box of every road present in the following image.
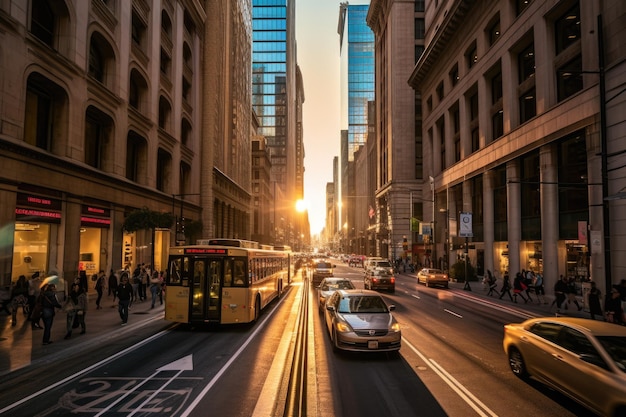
[0,262,597,416]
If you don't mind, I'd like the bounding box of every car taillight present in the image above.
[373,278,379,282]
[390,277,395,283]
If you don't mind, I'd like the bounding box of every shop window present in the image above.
[13,223,50,279]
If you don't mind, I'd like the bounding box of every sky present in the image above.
[296,0,369,236]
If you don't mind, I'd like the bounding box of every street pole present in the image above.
[464,236,471,291]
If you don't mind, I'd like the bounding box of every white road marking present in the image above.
[403,338,499,417]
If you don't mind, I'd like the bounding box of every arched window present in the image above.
[161,10,172,40]
[126,131,147,183]
[181,118,192,146]
[157,148,172,192]
[129,68,148,112]
[31,0,55,46]
[24,72,68,154]
[85,106,113,171]
[88,32,115,87]
[158,95,172,131]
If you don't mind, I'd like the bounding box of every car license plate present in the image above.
[368,340,379,349]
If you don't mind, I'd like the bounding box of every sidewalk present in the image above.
[0,289,167,377]
[443,278,594,320]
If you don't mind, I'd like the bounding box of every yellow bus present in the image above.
[165,241,291,324]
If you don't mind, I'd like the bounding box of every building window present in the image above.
[158,96,171,131]
[182,77,191,102]
[489,68,503,140]
[161,10,172,41]
[415,0,425,12]
[469,91,479,152]
[488,16,500,46]
[157,149,172,192]
[471,128,480,153]
[180,162,191,196]
[555,3,580,54]
[84,106,112,170]
[466,42,477,69]
[436,81,444,101]
[449,64,459,87]
[451,105,460,162]
[518,43,535,83]
[492,111,504,139]
[427,95,433,112]
[558,130,588,239]
[520,151,541,240]
[516,0,533,16]
[519,87,536,123]
[30,0,55,47]
[126,131,146,182]
[88,32,115,87]
[160,48,171,77]
[181,118,192,147]
[438,118,445,170]
[131,10,146,49]
[24,73,67,153]
[415,45,424,62]
[557,56,583,101]
[491,71,503,104]
[129,69,148,112]
[415,18,425,38]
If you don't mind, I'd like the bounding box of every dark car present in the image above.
[324,289,401,353]
[364,269,395,293]
[311,260,334,286]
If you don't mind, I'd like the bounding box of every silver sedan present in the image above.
[316,277,355,312]
[324,289,401,353]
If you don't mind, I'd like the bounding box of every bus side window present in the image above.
[234,260,246,285]
[224,259,233,287]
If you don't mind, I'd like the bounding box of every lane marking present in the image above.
[444,309,463,318]
[403,338,498,417]
[180,284,294,417]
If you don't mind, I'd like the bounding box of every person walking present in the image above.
[534,272,546,304]
[117,274,132,325]
[27,272,42,322]
[108,269,118,302]
[10,275,29,327]
[588,281,603,320]
[513,272,529,303]
[78,270,89,293]
[41,284,62,345]
[499,272,513,301]
[486,270,498,296]
[94,270,106,309]
[149,271,161,309]
[605,288,625,325]
[552,275,568,312]
[64,282,87,338]
[565,277,582,311]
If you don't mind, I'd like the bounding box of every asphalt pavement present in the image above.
[0,273,594,380]
[0,289,167,378]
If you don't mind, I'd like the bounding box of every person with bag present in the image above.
[117,274,132,325]
[94,270,106,309]
[41,284,62,345]
[30,284,45,330]
[149,271,161,309]
[64,282,87,339]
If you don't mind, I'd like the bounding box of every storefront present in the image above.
[12,192,61,281]
[79,205,111,277]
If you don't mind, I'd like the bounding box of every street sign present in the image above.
[459,212,473,237]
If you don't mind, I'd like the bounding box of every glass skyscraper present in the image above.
[340,4,375,161]
[252,0,288,188]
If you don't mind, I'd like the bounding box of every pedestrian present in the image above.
[78,270,89,293]
[10,275,29,327]
[108,269,118,301]
[94,270,106,309]
[140,266,149,301]
[131,266,141,303]
[499,272,513,301]
[30,284,44,330]
[41,283,62,345]
[486,270,498,296]
[534,272,546,304]
[64,282,87,338]
[605,288,625,325]
[565,277,582,311]
[117,274,132,325]
[588,281,603,320]
[513,272,529,304]
[552,275,568,312]
[27,272,42,321]
[149,271,161,309]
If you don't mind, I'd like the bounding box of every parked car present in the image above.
[324,289,401,353]
[416,268,449,288]
[503,317,626,417]
[311,260,334,286]
[364,268,395,293]
[317,277,355,312]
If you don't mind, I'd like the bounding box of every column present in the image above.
[506,160,521,276]
[483,171,495,274]
[540,144,559,288]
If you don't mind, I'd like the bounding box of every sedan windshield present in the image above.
[338,296,388,314]
[322,281,354,291]
[597,336,626,373]
[316,263,332,269]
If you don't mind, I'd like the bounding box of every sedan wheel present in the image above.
[508,347,528,379]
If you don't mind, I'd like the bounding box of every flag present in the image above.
[368,206,375,219]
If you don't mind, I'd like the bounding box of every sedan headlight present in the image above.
[390,322,401,332]
[336,321,351,333]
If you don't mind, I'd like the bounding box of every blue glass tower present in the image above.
[252,0,288,187]
[340,4,375,161]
